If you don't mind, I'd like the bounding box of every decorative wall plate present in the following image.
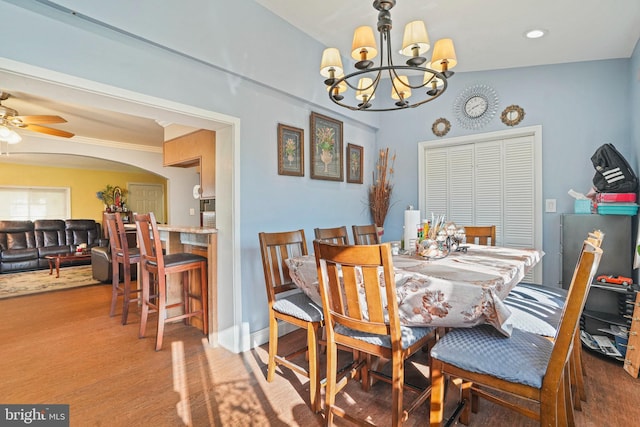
[501,104,525,126]
[432,117,451,137]
[453,84,499,130]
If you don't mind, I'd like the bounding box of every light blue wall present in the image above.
[377,59,635,286]
[1,0,638,335]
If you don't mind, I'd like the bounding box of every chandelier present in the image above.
[319,0,457,112]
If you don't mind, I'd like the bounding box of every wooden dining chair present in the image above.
[351,224,381,245]
[104,212,141,325]
[314,240,435,426]
[134,212,208,351]
[314,226,350,245]
[507,229,605,409]
[462,225,496,246]
[258,229,324,413]
[429,239,602,426]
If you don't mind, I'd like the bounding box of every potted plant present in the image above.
[96,185,127,212]
[369,148,396,233]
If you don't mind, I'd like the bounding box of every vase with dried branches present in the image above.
[369,147,396,229]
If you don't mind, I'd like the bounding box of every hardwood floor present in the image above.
[1,283,638,426]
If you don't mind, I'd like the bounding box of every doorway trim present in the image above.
[0,58,245,353]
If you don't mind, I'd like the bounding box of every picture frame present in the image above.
[310,111,343,181]
[346,143,363,184]
[277,123,304,176]
[113,186,122,207]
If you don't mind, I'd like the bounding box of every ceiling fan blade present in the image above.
[22,123,75,138]
[13,115,67,124]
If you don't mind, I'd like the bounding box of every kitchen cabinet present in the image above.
[163,129,216,198]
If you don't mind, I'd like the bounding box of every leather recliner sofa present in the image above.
[91,230,138,283]
[0,219,104,273]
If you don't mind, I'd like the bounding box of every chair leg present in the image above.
[572,331,587,402]
[121,262,132,325]
[182,271,190,326]
[109,260,121,317]
[155,273,167,351]
[324,339,337,427]
[563,366,576,426]
[266,315,278,383]
[429,359,446,427]
[391,351,405,427]
[138,270,151,339]
[200,262,209,335]
[459,381,472,425]
[307,323,321,413]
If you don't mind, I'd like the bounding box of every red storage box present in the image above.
[595,193,637,203]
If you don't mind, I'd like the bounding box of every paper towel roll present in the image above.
[403,209,421,251]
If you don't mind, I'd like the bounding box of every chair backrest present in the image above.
[133,212,164,271]
[463,225,496,246]
[544,240,602,390]
[352,224,381,245]
[259,229,308,305]
[313,241,401,347]
[314,226,350,245]
[104,212,133,263]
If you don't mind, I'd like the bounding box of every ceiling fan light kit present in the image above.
[319,0,458,112]
[0,91,75,143]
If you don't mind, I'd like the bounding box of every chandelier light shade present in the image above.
[429,38,457,77]
[391,75,412,101]
[320,0,458,112]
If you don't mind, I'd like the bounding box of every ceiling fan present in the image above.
[0,91,75,140]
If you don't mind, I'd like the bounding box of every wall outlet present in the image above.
[545,199,556,213]
[189,208,195,215]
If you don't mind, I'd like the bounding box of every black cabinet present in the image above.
[561,214,638,375]
[561,214,632,289]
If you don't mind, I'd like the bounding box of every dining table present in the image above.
[286,244,543,336]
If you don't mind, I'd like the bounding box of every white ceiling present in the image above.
[257,0,640,73]
[1,0,639,170]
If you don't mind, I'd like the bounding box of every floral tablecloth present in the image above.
[286,244,543,336]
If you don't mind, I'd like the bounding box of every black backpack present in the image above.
[591,143,638,193]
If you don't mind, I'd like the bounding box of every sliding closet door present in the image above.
[419,126,542,282]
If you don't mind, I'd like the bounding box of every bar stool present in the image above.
[104,212,141,325]
[134,212,208,351]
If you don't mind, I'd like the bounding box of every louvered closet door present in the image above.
[421,132,539,281]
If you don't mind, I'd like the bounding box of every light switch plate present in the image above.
[545,199,556,213]
[189,208,195,215]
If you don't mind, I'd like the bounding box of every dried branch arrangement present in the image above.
[369,147,396,227]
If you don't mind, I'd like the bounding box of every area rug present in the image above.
[0,265,102,299]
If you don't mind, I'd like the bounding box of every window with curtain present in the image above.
[0,186,70,220]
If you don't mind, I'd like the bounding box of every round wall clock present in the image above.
[453,84,499,130]
[432,117,451,137]
[501,104,525,126]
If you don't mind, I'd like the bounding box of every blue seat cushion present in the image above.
[273,292,323,322]
[509,282,567,309]
[430,324,553,388]
[504,294,562,338]
[334,324,434,349]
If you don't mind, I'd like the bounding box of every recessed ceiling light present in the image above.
[525,29,547,39]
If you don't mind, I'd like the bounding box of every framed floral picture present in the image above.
[277,123,304,176]
[346,143,363,184]
[310,111,343,181]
